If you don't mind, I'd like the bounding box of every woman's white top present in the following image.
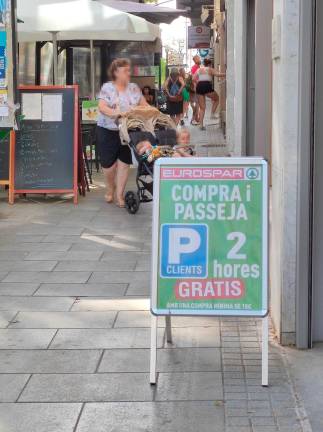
[196,67,213,82]
[97,82,142,130]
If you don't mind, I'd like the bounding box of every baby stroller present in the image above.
[124,128,177,214]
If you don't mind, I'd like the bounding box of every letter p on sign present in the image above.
[168,228,201,264]
[160,224,208,278]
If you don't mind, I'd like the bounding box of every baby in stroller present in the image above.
[136,128,193,163]
[118,106,194,213]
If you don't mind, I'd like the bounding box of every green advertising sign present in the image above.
[151,158,268,317]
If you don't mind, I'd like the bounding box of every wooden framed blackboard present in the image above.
[0,129,15,204]
[13,85,79,204]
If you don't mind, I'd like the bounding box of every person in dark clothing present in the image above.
[163,68,185,125]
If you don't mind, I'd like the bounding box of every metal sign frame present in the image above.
[150,157,269,386]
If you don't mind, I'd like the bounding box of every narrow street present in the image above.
[0,122,308,432]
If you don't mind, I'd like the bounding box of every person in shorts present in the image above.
[194,58,226,130]
[97,58,148,207]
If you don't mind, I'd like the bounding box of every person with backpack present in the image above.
[163,68,185,125]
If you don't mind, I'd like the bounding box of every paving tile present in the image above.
[0,311,17,328]
[98,348,221,373]
[20,373,153,402]
[34,283,127,297]
[0,283,40,296]
[0,235,45,243]
[0,349,102,373]
[71,297,150,311]
[0,374,30,401]
[0,271,8,281]
[156,372,223,401]
[126,281,150,296]
[25,251,103,261]
[9,311,117,329]
[0,251,29,260]
[0,403,81,432]
[76,401,224,432]
[54,260,136,271]
[50,328,164,349]
[89,271,149,284]
[0,261,57,271]
[114,311,219,328]
[16,226,84,235]
[166,327,220,348]
[2,271,91,283]
[0,296,75,311]
[0,329,56,349]
[0,243,72,252]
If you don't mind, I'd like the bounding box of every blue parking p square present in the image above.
[160,224,208,278]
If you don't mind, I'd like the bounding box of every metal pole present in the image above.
[90,39,95,100]
[51,31,58,85]
[262,315,269,387]
[150,314,158,385]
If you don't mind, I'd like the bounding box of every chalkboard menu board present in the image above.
[0,130,10,182]
[14,86,78,203]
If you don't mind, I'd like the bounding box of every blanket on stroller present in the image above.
[119,106,176,145]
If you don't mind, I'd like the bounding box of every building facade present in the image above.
[221,0,323,347]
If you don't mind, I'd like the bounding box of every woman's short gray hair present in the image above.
[170,67,179,78]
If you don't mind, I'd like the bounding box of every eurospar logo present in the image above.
[160,224,208,279]
[246,167,260,180]
[160,167,261,181]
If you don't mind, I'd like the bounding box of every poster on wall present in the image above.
[0,30,6,88]
[188,26,211,49]
[0,0,6,27]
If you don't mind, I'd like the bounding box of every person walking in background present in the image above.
[194,58,226,130]
[189,55,201,126]
[97,58,148,208]
[163,68,185,126]
[142,86,154,105]
[191,55,201,75]
[179,68,190,125]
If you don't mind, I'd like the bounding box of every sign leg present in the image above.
[165,316,172,344]
[150,314,158,385]
[262,315,269,387]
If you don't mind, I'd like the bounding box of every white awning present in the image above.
[17,0,161,42]
[96,0,188,24]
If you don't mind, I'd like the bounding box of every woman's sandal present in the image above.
[116,201,125,208]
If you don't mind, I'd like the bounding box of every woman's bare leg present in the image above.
[198,94,206,129]
[207,91,219,115]
[115,160,130,207]
[102,163,117,203]
[183,101,189,118]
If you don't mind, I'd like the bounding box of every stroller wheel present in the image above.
[125,191,140,214]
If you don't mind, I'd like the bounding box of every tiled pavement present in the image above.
[0,123,310,431]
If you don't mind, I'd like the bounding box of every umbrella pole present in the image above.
[51,31,58,85]
[90,40,95,100]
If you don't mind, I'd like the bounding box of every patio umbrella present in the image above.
[17,0,161,89]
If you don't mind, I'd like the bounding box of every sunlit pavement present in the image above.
[0,122,309,431]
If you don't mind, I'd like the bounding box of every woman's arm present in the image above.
[98,99,121,118]
[177,77,185,94]
[163,78,171,96]
[209,67,226,78]
[139,95,149,106]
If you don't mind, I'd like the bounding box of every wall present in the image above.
[225,0,247,156]
[271,0,300,344]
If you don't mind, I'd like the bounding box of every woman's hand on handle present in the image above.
[98,99,122,118]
